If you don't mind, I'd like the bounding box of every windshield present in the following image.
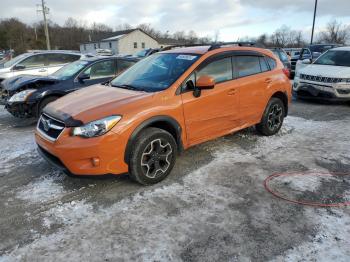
[52,60,89,80]
[3,53,31,68]
[314,50,350,67]
[110,53,200,92]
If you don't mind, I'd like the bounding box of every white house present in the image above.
[80,29,160,55]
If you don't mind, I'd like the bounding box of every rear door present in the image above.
[74,59,117,89]
[116,59,136,75]
[233,54,272,125]
[181,55,240,145]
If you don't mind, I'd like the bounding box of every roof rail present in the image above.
[208,41,256,51]
[161,41,257,52]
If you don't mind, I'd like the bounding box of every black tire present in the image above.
[36,96,59,117]
[256,97,285,136]
[129,127,177,185]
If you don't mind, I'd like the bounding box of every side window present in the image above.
[266,57,277,70]
[17,54,47,68]
[196,57,232,83]
[182,73,196,92]
[117,60,136,74]
[47,54,80,66]
[82,60,116,79]
[259,57,269,72]
[235,56,261,78]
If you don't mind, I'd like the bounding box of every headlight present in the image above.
[72,115,121,138]
[8,89,36,102]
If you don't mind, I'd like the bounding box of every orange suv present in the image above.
[35,43,292,185]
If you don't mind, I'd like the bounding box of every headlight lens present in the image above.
[72,115,121,138]
[8,89,36,102]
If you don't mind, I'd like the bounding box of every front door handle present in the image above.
[39,69,47,72]
[265,78,272,83]
[228,88,237,95]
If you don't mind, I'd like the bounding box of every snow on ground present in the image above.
[16,171,66,204]
[2,115,350,261]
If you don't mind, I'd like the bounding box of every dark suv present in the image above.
[3,56,138,118]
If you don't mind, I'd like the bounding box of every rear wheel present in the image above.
[256,97,285,136]
[129,127,177,185]
[36,96,59,117]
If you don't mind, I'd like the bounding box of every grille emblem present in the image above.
[42,118,51,132]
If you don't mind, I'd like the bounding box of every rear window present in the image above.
[236,56,261,77]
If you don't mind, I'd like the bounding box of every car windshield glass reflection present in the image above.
[110,53,199,92]
[314,50,350,67]
[52,60,89,80]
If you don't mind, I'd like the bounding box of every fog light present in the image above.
[91,157,100,167]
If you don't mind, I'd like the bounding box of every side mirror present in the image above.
[78,73,90,82]
[13,64,26,71]
[302,59,311,65]
[193,75,215,98]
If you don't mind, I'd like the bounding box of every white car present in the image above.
[293,47,350,101]
[0,51,88,83]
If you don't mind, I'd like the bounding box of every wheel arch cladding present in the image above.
[271,91,288,116]
[124,115,183,164]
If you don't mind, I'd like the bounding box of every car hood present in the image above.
[300,64,350,78]
[44,84,152,125]
[1,75,59,91]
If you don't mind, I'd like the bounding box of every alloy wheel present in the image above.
[267,104,283,131]
[141,138,173,179]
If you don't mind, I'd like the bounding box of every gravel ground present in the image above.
[0,99,350,262]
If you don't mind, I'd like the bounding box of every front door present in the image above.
[74,59,117,90]
[181,56,240,145]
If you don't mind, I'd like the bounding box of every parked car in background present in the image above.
[3,56,138,117]
[35,43,291,185]
[268,48,291,77]
[0,50,90,83]
[291,44,341,78]
[134,48,160,59]
[293,47,350,101]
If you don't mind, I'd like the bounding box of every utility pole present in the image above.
[310,0,318,44]
[37,0,51,50]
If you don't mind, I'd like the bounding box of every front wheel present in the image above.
[129,127,177,185]
[256,97,285,136]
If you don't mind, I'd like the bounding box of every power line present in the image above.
[310,0,318,44]
[37,0,51,50]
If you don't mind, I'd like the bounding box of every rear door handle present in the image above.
[228,88,237,95]
[39,69,47,72]
[265,78,272,83]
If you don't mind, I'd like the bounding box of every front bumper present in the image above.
[5,101,36,118]
[293,77,350,101]
[35,127,129,176]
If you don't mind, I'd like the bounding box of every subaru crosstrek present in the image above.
[35,43,292,185]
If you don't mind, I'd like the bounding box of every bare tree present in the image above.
[318,20,349,44]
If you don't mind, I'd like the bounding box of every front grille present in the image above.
[37,113,65,141]
[300,74,344,84]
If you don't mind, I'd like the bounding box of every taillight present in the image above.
[282,68,290,78]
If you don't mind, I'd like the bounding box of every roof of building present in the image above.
[156,37,185,45]
[81,28,158,44]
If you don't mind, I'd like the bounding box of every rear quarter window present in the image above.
[266,57,277,70]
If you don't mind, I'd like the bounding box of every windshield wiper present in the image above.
[110,83,145,92]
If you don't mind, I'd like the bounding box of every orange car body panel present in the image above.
[35,46,292,176]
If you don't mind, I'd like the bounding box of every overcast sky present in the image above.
[1,0,350,41]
